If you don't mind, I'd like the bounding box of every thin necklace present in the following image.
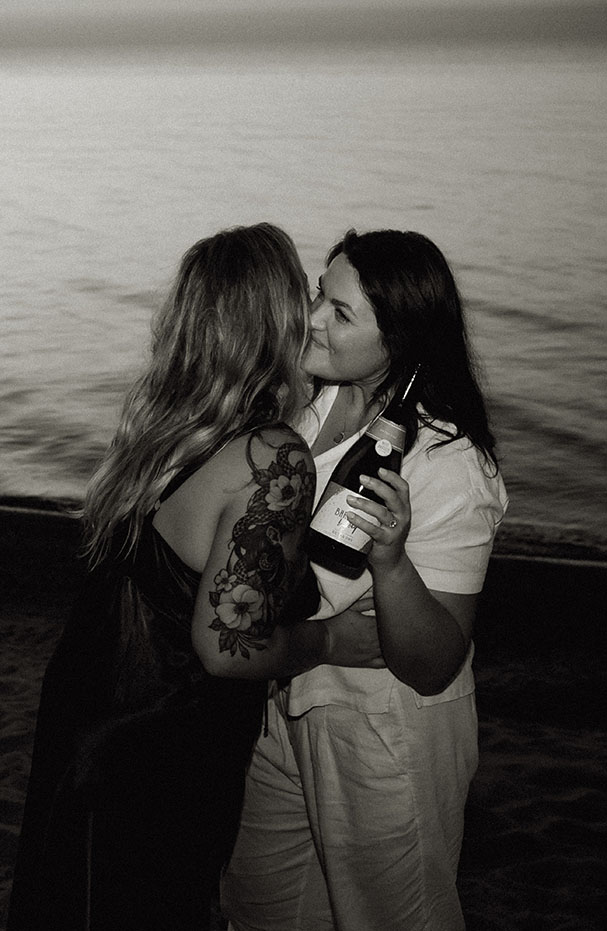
[332,385,356,444]
[332,385,385,444]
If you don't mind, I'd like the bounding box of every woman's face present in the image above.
[302,252,389,391]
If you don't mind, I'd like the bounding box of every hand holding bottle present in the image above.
[345,467,411,572]
[307,368,419,578]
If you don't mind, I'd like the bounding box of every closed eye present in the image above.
[334,306,349,322]
[314,276,352,323]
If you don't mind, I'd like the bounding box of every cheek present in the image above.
[337,336,388,378]
[361,339,390,381]
[363,335,389,368]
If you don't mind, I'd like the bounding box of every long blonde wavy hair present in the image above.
[82,223,310,565]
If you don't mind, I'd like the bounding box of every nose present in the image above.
[309,294,329,329]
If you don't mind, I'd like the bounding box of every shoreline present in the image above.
[2,496,606,671]
[2,494,607,566]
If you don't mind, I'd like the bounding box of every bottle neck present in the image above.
[372,367,420,427]
[367,389,405,431]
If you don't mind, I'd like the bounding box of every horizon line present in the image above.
[1,4,606,50]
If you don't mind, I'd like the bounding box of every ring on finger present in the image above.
[388,515,398,529]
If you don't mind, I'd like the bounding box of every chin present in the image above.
[302,347,330,379]
[303,367,328,380]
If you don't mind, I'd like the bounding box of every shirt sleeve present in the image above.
[402,437,508,594]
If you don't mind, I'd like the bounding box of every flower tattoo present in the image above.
[265,473,303,511]
[213,569,238,593]
[208,440,315,659]
[216,584,264,631]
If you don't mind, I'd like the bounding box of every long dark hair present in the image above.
[327,228,497,469]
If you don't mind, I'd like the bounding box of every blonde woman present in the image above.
[7,224,382,931]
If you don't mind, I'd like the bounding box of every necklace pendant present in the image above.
[332,431,345,445]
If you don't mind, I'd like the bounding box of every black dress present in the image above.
[8,469,319,931]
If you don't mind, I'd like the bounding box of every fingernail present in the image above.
[359,474,370,483]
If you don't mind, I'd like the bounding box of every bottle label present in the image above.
[366,416,405,453]
[374,438,392,457]
[310,482,379,552]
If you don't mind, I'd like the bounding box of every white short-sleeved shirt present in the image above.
[288,385,509,715]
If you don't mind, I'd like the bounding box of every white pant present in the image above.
[221,683,478,931]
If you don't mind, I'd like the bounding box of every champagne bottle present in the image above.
[307,367,419,578]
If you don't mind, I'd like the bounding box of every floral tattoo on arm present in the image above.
[208,439,315,660]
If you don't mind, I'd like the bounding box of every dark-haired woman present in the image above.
[7,224,383,931]
[223,229,508,931]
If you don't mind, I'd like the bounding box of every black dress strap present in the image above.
[157,460,206,505]
[155,436,239,508]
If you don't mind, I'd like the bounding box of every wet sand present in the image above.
[459,555,607,930]
[1,503,606,930]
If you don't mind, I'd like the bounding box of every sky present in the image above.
[0,0,593,9]
[1,0,605,48]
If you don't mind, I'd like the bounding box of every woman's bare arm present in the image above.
[190,429,383,679]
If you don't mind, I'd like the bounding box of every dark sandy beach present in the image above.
[1,502,606,930]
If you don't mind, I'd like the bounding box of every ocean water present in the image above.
[1,43,606,548]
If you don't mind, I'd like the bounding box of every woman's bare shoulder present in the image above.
[154,426,314,572]
[209,424,314,483]
[207,426,316,545]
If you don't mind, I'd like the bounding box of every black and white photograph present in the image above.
[1,2,605,929]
